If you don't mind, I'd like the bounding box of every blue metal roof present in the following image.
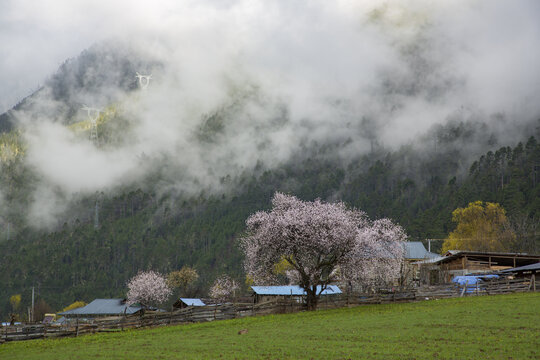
[251,285,341,296]
[179,298,206,306]
[58,299,142,316]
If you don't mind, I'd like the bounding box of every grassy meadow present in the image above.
[1,293,538,360]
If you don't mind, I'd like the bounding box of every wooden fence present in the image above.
[1,276,536,344]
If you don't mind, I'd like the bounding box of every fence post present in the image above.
[460,281,468,297]
[75,316,79,337]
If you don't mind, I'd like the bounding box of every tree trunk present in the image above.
[305,287,319,311]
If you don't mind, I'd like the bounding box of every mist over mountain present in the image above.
[1,1,539,229]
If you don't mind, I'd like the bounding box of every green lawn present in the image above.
[1,293,539,359]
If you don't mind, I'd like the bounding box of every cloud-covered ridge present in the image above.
[1,0,539,227]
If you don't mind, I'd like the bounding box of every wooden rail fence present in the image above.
[1,276,536,344]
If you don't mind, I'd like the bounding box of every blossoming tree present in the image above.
[240,192,405,310]
[209,275,239,302]
[126,270,172,308]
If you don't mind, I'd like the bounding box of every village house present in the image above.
[400,241,440,286]
[58,299,143,319]
[251,285,342,304]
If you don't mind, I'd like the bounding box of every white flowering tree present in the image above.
[209,275,239,302]
[240,192,405,310]
[126,270,172,309]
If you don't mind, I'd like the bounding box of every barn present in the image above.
[418,251,540,285]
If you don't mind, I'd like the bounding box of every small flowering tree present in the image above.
[209,275,239,302]
[126,270,172,308]
[241,192,405,310]
[341,218,407,288]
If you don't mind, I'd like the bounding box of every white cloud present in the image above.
[1,0,539,226]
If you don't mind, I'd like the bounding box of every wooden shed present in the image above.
[173,298,206,309]
[419,251,540,285]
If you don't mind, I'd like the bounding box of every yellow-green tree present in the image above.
[10,294,21,312]
[442,201,515,253]
[60,301,87,313]
[167,266,199,294]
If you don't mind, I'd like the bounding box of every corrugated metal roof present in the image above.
[59,299,142,316]
[500,262,540,273]
[432,251,540,265]
[179,298,206,306]
[403,242,440,259]
[251,285,342,296]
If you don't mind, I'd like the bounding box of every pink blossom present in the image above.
[209,275,239,302]
[240,192,406,309]
[126,270,172,307]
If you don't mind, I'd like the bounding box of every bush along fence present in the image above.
[1,275,536,344]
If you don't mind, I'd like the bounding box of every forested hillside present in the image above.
[1,130,538,318]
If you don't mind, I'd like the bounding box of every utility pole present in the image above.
[424,238,446,253]
[31,286,34,323]
[94,199,99,229]
[94,192,102,230]
[81,105,101,145]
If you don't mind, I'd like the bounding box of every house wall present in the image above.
[254,295,303,303]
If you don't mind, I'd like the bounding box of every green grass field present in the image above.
[1,293,539,359]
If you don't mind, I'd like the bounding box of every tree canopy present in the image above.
[442,201,515,253]
[209,275,239,302]
[126,271,171,308]
[60,301,87,313]
[167,266,199,296]
[241,193,406,309]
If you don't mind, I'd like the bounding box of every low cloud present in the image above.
[1,0,540,227]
